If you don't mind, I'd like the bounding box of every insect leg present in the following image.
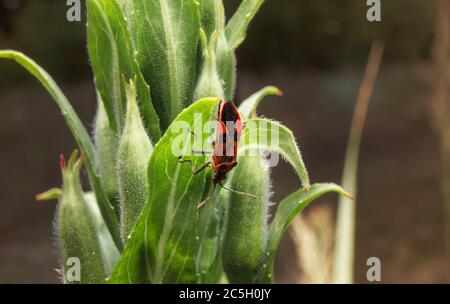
[178,156,213,175]
[219,182,257,199]
[194,161,213,175]
[197,183,217,209]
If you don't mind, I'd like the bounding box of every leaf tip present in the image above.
[345,192,355,201]
[75,152,85,170]
[302,178,311,192]
[68,149,79,170]
[35,188,62,202]
[338,186,355,201]
[59,154,66,171]
[35,193,46,202]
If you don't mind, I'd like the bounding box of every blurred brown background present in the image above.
[0,0,442,283]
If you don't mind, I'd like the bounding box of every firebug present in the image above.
[179,100,256,207]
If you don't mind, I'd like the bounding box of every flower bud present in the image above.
[117,79,153,243]
[222,154,270,283]
[94,95,119,211]
[56,151,107,283]
[194,29,224,100]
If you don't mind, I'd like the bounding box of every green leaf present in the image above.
[239,86,283,118]
[87,0,161,142]
[118,80,153,243]
[115,1,135,51]
[110,97,220,284]
[87,0,122,132]
[36,188,63,201]
[240,118,310,191]
[115,0,133,19]
[226,0,265,50]
[196,184,229,283]
[0,50,122,251]
[84,192,121,277]
[130,0,201,130]
[262,183,352,283]
[199,0,224,39]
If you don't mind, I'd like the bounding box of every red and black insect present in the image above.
[178,100,256,207]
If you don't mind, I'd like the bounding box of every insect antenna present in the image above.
[219,183,257,199]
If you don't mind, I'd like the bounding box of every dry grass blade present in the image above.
[429,0,450,280]
[332,40,384,284]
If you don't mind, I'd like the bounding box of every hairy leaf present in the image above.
[87,0,161,142]
[84,192,121,276]
[115,0,133,19]
[131,0,201,130]
[0,50,122,250]
[110,97,220,283]
[226,0,265,50]
[240,118,310,191]
[199,0,223,39]
[261,183,352,283]
[239,86,282,118]
[195,189,227,283]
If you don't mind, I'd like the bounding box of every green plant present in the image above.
[1,0,350,284]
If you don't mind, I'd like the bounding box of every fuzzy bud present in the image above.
[117,79,153,243]
[194,29,224,100]
[94,95,119,211]
[56,151,107,284]
[222,154,271,283]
